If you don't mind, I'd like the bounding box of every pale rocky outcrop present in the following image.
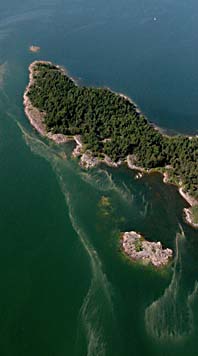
[23,61,74,144]
[80,151,100,169]
[72,135,84,157]
[121,231,173,268]
[29,45,40,53]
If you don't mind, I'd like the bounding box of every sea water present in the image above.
[0,1,198,355]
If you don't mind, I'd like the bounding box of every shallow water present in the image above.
[0,1,198,355]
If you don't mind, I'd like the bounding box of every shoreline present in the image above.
[105,88,171,136]
[183,208,198,229]
[23,60,198,228]
[126,153,198,228]
[121,231,173,268]
[23,61,76,144]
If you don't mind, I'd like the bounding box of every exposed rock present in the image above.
[79,151,122,169]
[103,155,122,168]
[179,188,198,207]
[135,172,143,179]
[121,231,173,268]
[72,136,122,168]
[29,45,40,53]
[179,188,198,228]
[80,151,100,169]
[72,135,84,157]
[72,145,83,158]
[127,155,146,173]
[183,207,198,229]
[24,61,74,144]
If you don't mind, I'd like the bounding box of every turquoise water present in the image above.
[0,1,198,355]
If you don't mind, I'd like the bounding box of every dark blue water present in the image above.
[35,0,198,134]
[2,0,198,132]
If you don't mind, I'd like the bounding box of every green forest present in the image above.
[27,62,198,200]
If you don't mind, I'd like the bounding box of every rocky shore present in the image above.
[183,208,198,229]
[179,187,198,208]
[121,231,173,268]
[29,45,40,53]
[24,62,123,168]
[127,155,198,228]
[179,188,198,228]
[23,61,74,144]
[24,60,198,229]
[79,150,122,169]
[72,135,122,169]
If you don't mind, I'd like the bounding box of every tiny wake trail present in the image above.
[145,225,198,342]
[19,123,117,356]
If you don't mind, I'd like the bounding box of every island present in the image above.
[121,231,173,268]
[23,60,198,228]
[29,45,40,53]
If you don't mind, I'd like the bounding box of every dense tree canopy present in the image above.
[28,62,198,199]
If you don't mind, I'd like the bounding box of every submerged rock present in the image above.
[121,231,173,268]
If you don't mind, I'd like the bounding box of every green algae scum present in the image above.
[0,1,198,356]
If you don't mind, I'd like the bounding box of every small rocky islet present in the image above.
[29,45,40,53]
[121,231,173,268]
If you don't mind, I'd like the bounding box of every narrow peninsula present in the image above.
[23,61,198,228]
